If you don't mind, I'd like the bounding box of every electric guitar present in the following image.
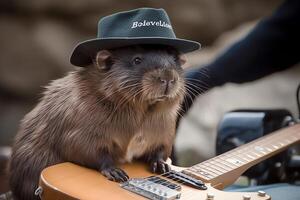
[38,124,300,200]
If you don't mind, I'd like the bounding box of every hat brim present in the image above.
[70,37,201,67]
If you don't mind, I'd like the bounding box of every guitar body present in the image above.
[39,162,270,200]
[39,125,300,199]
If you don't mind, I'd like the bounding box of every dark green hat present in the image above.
[70,8,201,67]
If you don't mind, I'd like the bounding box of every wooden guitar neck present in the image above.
[183,124,300,189]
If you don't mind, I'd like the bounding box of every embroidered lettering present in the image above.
[131,20,172,29]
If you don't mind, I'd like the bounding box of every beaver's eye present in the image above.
[133,57,142,65]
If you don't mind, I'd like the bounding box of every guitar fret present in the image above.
[194,165,220,176]
[221,154,245,166]
[200,173,214,179]
[245,154,255,160]
[208,164,228,174]
[184,169,211,180]
[290,136,298,141]
[254,146,267,155]
[209,158,236,169]
[219,159,238,169]
[202,163,227,174]
[263,145,273,151]
[225,158,244,167]
[200,166,221,176]
[231,153,251,162]
[264,147,273,152]
[192,168,215,179]
[239,156,251,162]
[209,160,232,171]
[284,139,291,144]
[214,158,237,169]
[227,155,247,165]
[236,150,256,161]
[242,152,256,159]
[278,142,285,147]
[214,162,232,171]
[260,150,267,155]
[248,151,262,157]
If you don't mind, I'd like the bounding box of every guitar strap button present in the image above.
[258,190,266,197]
[207,193,214,199]
[34,186,43,199]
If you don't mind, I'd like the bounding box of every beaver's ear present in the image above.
[179,54,187,66]
[94,50,113,70]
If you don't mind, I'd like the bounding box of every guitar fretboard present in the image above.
[183,124,300,182]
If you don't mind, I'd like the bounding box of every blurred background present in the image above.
[1,0,300,192]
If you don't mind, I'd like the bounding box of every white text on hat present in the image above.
[131,20,172,29]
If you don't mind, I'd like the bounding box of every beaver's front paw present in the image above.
[101,167,129,182]
[150,159,171,174]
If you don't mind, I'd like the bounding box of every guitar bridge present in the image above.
[120,178,181,200]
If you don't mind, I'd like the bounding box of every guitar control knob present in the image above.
[243,195,251,200]
[258,191,266,197]
[207,193,214,199]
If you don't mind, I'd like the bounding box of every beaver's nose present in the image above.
[159,74,176,95]
[160,78,175,86]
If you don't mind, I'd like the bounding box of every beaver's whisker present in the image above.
[184,78,209,88]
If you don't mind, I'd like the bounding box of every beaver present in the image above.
[9,44,186,200]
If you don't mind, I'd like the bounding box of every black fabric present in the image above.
[182,0,300,115]
[70,8,200,67]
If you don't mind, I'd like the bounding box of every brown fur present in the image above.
[9,45,185,200]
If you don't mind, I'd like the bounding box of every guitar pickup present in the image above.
[147,176,181,191]
[121,178,181,200]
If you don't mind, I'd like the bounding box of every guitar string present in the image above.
[199,125,300,172]
[140,162,206,191]
[200,126,300,185]
[126,126,300,198]
[224,126,300,164]
[183,126,300,199]
[175,127,300,199]
[142,138,259,194]
[206,126,298,171]
[143,171,185,190]
[142,172,201,199]
[126,128,300,199]
[141,154,217,192]
[143,175,183,191]
[137,126,300,198]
